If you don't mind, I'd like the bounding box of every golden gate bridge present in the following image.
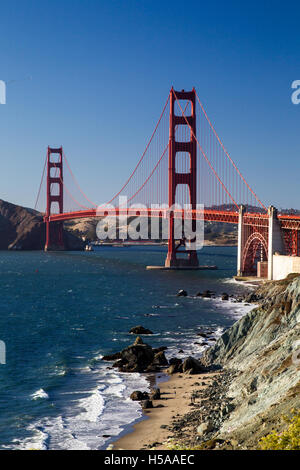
[34,88,300,279]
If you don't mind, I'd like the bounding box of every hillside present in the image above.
[0,199,84,250]
[175,274,300,449]
[65,217,238,246]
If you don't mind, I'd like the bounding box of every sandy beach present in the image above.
[112,371,218,450]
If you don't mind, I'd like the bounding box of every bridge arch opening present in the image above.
[242,232,268,275]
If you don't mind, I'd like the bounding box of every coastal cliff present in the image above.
[177,275,300,449]
[0,199,84,250]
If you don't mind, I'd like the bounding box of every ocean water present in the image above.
[0,246,253,450]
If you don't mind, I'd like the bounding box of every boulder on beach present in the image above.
[150,388,161,400]
[118,341,155,372]
[129,325,153,335]
[176,289,188,297]
[169,357,182,366]
[152,351,168,366]
[130,390,149,401]
[167,358,183,375]
[141,399,153,409]
[197,420,214,436]
[182,356,206,374]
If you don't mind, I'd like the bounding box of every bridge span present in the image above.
[35,88,300,280]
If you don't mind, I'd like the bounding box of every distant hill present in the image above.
[0,199,240,250]
[0,199,84,250]
[65,217,238,246]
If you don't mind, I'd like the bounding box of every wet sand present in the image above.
[112,371,217,450]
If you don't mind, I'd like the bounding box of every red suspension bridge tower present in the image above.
[44,146,64,251]
[165,88,199,268]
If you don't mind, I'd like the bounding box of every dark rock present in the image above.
[102,352,121,361]
[202,290,212,298]
[244,292,262,303]
[197,332,209,338]
[152,351,168,366]
[112,359,125,368]
[167,363,182,375]
[129,326,153,335]
[196,292,202,297]
[221,293,229,301]
[182,356,205,374]
[177,289,188,297]
[150,388,161,400]
[153,346,167,354]
[178,349,184,353]
[118,342,154,372]
[141,399,153,409]
[145,364,160,372]
[130,390,150,401]
[169,357,182,366]
[134,336,144,345]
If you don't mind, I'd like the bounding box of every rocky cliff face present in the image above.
[0,199,84,250]
[200,274,300,448]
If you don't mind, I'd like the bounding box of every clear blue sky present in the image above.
[1,0,300,209]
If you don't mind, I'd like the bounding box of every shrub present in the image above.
[259,409,300,450]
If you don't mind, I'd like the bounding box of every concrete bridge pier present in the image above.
[237,205,245,277]
[267,206,285,280]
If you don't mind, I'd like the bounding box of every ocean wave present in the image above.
[30,389,49,400]
[77,387,106,423]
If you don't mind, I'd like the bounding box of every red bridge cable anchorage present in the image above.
[34,152,47,211]
[195,92,267,212]
[102,94,170,208]
[172,90,239,211]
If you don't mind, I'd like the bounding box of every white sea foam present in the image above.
[15,367,149,450]
[31,389,49,400]
[77,387,106,422]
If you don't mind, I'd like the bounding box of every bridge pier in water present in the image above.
[164,87,199,269]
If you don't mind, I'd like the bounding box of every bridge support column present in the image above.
[268,206,284,280]
[237,205,245,276]
[165,88,199,268]
[44,146,65,251]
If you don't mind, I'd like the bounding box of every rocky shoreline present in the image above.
[166,274,300,449]
[109,275,299,450]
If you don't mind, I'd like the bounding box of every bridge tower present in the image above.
[44,146,64,251]
[165,88,199,268]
